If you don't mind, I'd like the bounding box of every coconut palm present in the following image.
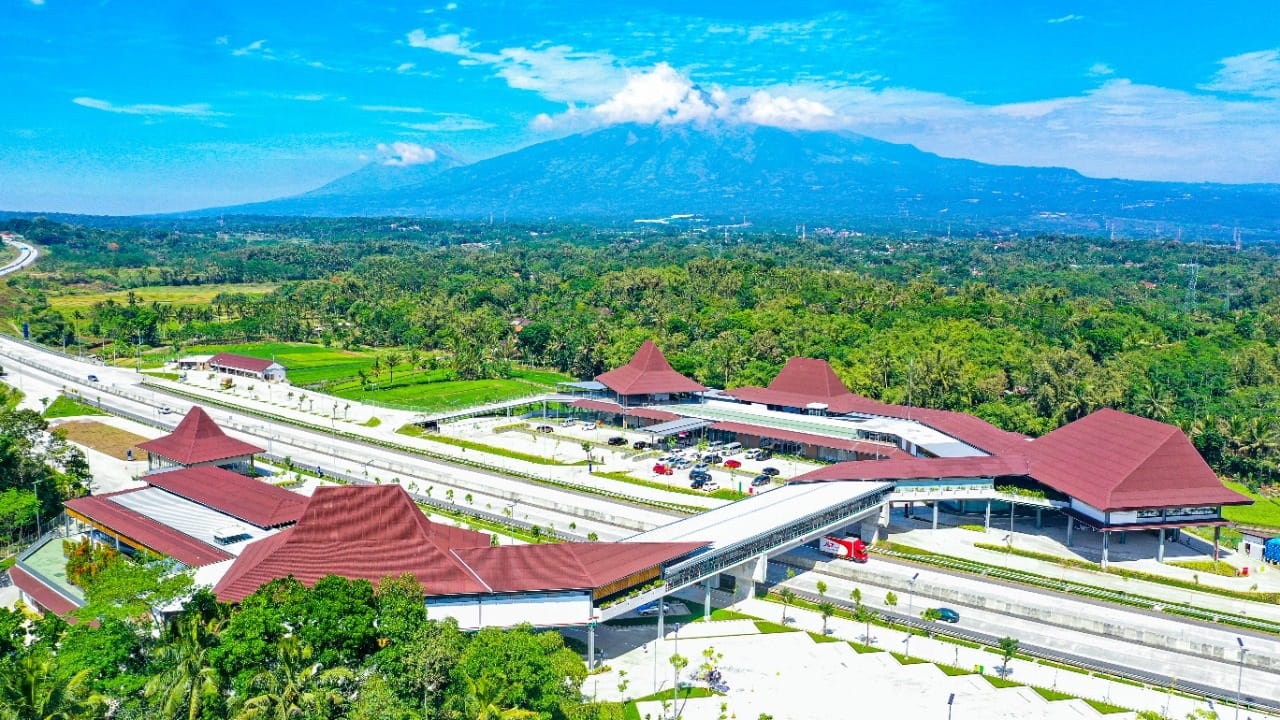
[456,673,539,720]
[0,652,106,720]
[232,636,354,720]
[144,615,224,720]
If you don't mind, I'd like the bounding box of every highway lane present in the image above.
[0,238,38,277]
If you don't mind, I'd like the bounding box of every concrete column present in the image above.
[587,621,596,670]
[931,502,939,530]
[704,580,712,620]
[1035,508,1043,529]
[984,500,992,530]
[860,518,881,545]
[1157,528,1166,562]
[1214,525,1222,560]
[1101,531,1110,569]
[1066,519,1073,547]
[657,600,665,638]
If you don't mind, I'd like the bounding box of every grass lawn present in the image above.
[1223,480,1280,529]
[43,396,107,419]
[47,282,280,311]
[183,341,376,386]
[328,366,571,411]
[55,420,149,460]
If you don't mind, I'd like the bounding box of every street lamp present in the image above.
[1236,637,1247,720]
[905,572,920,657]
[671,622,682,719]
[947,692,955,720]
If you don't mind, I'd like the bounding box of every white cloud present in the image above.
[1088,63,1114,76]
[739,90,836,129]
[290,94,327,102]
[28,0,45,5]
[362,105,426,113]
[72,97,223,117]
[445,2,458,9]
[1201,48,1280,98]
[591,63,718,125]
[396,115,495,132]
[232,39,272,58]
[396,62,416,73]
[406,30,477,56]
[1047,14,1083,24]
[376,142,438,166]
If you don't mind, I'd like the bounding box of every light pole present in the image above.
[947,692,955,720]
[31,478,42,537]
[1235,637,1247,720]
[671,622,682,720]
[905,572,919,657]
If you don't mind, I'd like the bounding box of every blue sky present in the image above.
[4,0,1279,214]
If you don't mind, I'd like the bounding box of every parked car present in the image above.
[755,449,773,461]
[722,442,743,455]
[761,466,780,476]
[723,459,742,469]
[693,463,710,472]
[536,425,554,432]
[932,608,961,623]
[607,436,627,446]
[689,470,712,488]
[633,440,649,450]
[701,480,721,492]
[744,448,763,460]
[702,453,723,464]
[652,463,674,475]
[751,474,772,487]
[673,458,693,469]
[561,418,576,427]
[637,601,672,616]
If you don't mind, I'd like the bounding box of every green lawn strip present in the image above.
[872,543,1280,629]
[593,470,718,499]
[1032,687,1076,702]
[706,608,754,621]
[982,675,1021,688]
[1084,698,1132,715]
[889,652,928,665]
[43,395,107,418]
[147,380,702,515]
[807,631,842,643]
[416,501,558,545]
[936,663,972,676]
[628,687,719,703]
[622,701,642,720]
[972,542,1099,570]
[753,620,797,634]
[409,428,576,466]
[848,640,883,654]
[361,416,381,428]
[145,371,181,381]
[1166,559,1239,577]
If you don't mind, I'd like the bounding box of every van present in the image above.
[722,442,742,455]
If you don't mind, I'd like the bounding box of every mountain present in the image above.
[198,124,1280,237]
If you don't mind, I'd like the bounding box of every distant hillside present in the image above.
[191,124,1280,238]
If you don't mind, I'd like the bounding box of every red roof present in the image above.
[727,358,1029,455]
[64,492,233,567]
[571,399,625,414]
[709,420,910,459]
[595,341,708,396]
[1025,409,1251,511]
[792,455,1031,483]
[10,565,80,615]
[137,407,262,465]
[452,541,708,593]
[209,352,278,373]
[144,466,306,528]
[213,485,492,602]
[625,407,681,422]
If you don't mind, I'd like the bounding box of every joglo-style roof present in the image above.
[136,407,262,466]
[595,340,708,396]
[214,484,709,603]
[143,466,306,528]
[209,352,282,373]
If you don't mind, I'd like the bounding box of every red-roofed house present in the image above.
[136,406,261,473]
[209,352,286,382]
[595,341,707,406]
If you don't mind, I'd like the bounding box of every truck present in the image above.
[819,535,869,563]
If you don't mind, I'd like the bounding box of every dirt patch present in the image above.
[54,420,150,462]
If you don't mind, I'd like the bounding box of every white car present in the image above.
[701,481,721,492]
[638,601,673,616]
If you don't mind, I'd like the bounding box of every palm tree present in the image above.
[0,652,106,720]
[456,673,539,720]
[777,587,796,624]
[145,615,224,720]
[384,350,403,385]
[232,636,354,720]
[818,601,835,636]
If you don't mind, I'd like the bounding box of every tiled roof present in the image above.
[792,455,1031,483]
[595,341,708,396]
[10,565,80,615]
[64,493,233,567]
[209,352,279,373]
[453,541,708,593]
[136,407,262,465]
[625,407,682,422]
[213,485,492,602]
[571,399,625,413]
[144,466,306,528]
[708,420,910,459]
[1025,409,1251,511]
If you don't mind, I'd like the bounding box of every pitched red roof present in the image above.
[144,466,306,528]
[213,485,492,602]
[792,455,1031,483]
[595,341,708,396]
[64,492,233,567]
[708,420,910,459]
[571,399,625,414]
[1025,409,1251,512]
[452,541,708,593]
[209,352,278,373]
[625,407,681,422]
[10,565,80,615]
[137,407,262,465]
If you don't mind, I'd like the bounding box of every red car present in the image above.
[652,463,674,475]
[723,459,742,469]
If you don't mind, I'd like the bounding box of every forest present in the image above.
[4,216,1280,486]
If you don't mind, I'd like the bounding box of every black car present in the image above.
[607,436,627,446]
[751,474,771,487]
[536,425,554,432]
[756,449,773,461]
[633,440,648,450]
[761,466,780,476]
[689,470,712,488]
[933,608,961,623]
[702,453,724,464]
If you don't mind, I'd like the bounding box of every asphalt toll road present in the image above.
[777,564,1280,706]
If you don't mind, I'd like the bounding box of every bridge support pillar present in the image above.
[1066,518,1074,547]
[983,500,992,530]
[587,622,595,670]
[930,502,938,529]
[657,602,664,638]
[860,518,881,546]
[1035,508,1043,529]
[1157,528,1166,562]
[1101,531,1110,569]
[704,580,712,620]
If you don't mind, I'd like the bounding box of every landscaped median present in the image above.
[141,379,705,515]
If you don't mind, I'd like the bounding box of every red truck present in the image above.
[818,535,869,563]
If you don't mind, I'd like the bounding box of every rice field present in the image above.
[54,420,150,461]
[47,282,279,311]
